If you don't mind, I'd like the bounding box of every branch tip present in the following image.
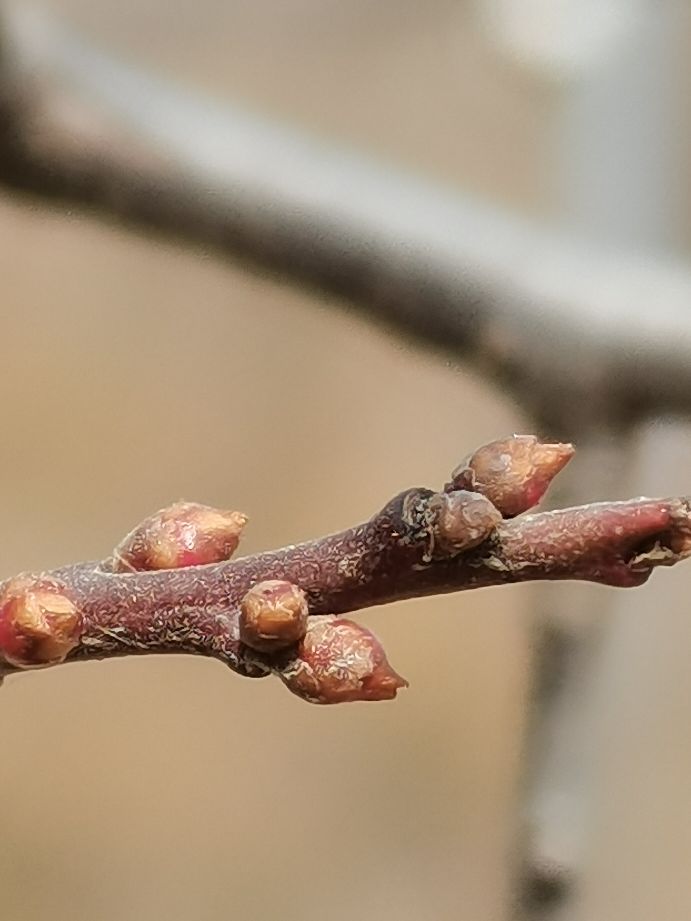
[627,497,691,572]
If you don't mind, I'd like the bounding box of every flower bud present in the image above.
[450,435,574,517]
[239,580,309,652]
[277,616,408,705]
[0,575,82,668]
[113,502,248,571]
[427,490,502,556]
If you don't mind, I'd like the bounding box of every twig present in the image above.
[0,436,689,705]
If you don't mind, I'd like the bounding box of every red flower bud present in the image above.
[277,616,408,705]
[450,435,574,517]
[0,575,82,668]
[239,580,309,652]
[113,502,248,571]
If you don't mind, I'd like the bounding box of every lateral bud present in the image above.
[449,435,574,517]
[427,490,502,556]
[0,575,82,668]
[239,580,309,652]
[113,501,248,571]
[277,616,408,705]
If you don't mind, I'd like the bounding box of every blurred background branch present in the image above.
[2,5,691,432]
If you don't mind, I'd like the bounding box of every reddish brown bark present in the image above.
[0,436,689,702]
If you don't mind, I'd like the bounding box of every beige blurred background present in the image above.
[0,3,690,920]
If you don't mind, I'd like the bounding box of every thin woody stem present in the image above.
[1,437,690,700]
[27,491,691,675]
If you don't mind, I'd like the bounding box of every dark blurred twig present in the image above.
[2,6,691,432]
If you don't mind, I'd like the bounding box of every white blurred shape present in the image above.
[476,0,648,79]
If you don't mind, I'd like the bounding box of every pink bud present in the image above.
[113,502,248,571]
[0,575,82,668]
[450,435,574,517]
[277,616,408,704]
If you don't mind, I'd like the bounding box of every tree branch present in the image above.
[0,436,689,703]
[2,7,691,425]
